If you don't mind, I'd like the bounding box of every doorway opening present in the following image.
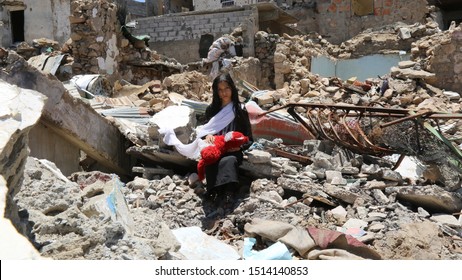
[10,10,25,43]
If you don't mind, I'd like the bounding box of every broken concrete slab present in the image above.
[386,185,462,213]
[0,79,46,227]
[0,176,45,260]
[324,183,361,205]
[0,51,132,177]
[390,66,436,82]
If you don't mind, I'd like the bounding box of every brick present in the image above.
[214,23,224,29]
[328,4,337,13]
[384,0,393,7]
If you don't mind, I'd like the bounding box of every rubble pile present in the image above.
[1,1,462,261]
[327,20,441,59]
[411,22,462,92]
[15,159,175,260]
[162,71,212,102]
[15,141,462,259]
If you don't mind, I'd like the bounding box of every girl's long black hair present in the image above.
[206,72,253,147]
[207,73,245,119]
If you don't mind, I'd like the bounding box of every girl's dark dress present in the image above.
[204,103,253,192]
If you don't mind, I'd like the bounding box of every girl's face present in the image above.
[217,81,232,107]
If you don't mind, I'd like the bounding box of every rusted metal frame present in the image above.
[340,110,388,155]
[293,105,392,155]
[339,112,411,118]
[379,110,433,128]
[352,110,393,154]
[326,110,343,142]
[265,103,462,160]
[287,106,319,139]
[267,147,312,164]
[391,154,407,170]
[353,111,382,149]
[352,110,373,147]
[261,103,462,120]
[280,103,412,115]
[305,108,323,138]
[339,109,363,146]
[315,108,334,141]
[331,108,396,156]
[316,109,336,142]
[325,110,369,153]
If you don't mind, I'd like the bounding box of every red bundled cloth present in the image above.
[197,131,249,181]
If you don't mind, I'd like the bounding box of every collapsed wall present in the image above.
[286,0,432,45]
[412,23,462,92]
[0,49,133,178]
[66,0,121,79]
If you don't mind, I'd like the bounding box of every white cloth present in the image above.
[158,103,235,160]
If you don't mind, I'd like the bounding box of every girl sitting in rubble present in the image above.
[158,73,253,205]
[202,73,253,203]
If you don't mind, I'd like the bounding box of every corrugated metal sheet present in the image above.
[91,96,137,108]
[98,107,151,125]
[27,53,67,75]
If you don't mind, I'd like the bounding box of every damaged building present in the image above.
[1,0,462,261]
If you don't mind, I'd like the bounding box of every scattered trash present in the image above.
[243,237,292,260]
[172,227,240,260]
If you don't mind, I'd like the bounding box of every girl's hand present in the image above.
[205,134,215,144]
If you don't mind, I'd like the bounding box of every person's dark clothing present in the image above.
[203,103,253,192]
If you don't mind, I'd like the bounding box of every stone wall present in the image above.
[413,24,462,93]
[68,0,121,77]
[133,7,258,64]
[193,0,260,11]
[254,31,281,89]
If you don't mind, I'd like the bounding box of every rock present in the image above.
[443,91,460,101]
[398,60,416,69]
[247,150,272,164]
[371,189,390,204]
[390,67,436,83]
[429,214,461,228]
[398,28,412,40]
[324,183,360,204]
[386,185,462,213]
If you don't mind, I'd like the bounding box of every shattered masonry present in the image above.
[0,0,462,260]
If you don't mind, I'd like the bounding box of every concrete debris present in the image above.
[1,0,462,261]
[0,176,44,259]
